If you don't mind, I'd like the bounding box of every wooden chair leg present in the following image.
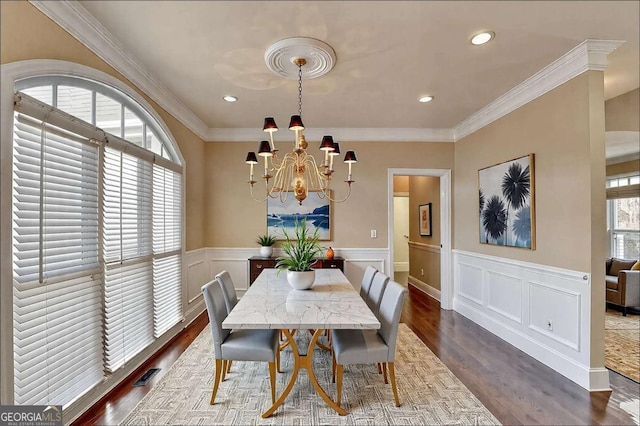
[336,364,344,407]
[276,346,281,373]
[378,362,383,374]
[332,351,337,383]
[268,361,276,404]
[388,362,400,407]
[226,360,233,374]
[382,362,388,384]
[221,360,228,381]
[210,359,223,405]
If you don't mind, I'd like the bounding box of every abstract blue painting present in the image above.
[479,154,535,249]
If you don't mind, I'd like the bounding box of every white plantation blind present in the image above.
[153,255,182,336]
[153,165,182,336]
[104,261,154,371]
[11,81,184,409]
[103,147,154,372]
[12,112,103,406]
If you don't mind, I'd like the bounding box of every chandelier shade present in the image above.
[246,37,356,205]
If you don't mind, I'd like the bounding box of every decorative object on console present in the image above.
[275,218,324,290]
[267,190,331,241]
[245,37,357,205]
[479,153,535,249]
[256,234,277,258]
[419,203,432,237]
[326,247,335,260]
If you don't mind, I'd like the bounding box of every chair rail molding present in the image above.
[452,250,609,391]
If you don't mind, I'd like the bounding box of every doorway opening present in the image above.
[388,169,452,309]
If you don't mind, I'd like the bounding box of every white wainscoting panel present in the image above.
[206,248,257,297]
[457,262,484,305]
[487,270,523,325]
[185,248,207,304]
[453,250,608,391]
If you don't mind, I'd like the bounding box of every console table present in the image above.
[248,256,344,285]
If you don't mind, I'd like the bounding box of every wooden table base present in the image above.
[262,329,346,418]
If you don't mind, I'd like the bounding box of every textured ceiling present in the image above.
[79,1,639,134]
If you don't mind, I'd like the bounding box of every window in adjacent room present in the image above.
[607,173,640,260]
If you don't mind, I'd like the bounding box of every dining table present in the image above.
[222,267,380,417]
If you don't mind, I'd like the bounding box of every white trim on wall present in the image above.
[452,250,609,392]
[408,275,441,301]
[453,39,623,140]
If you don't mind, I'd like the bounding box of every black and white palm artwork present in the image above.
[479,154,535,249]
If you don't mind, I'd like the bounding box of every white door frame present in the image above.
[387,168,453,310]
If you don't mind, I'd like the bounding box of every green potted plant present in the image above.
[256,233,277,258]
[275,218,324,290]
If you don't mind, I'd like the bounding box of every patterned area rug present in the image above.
[605,310,640,383]
[121,324,500,425]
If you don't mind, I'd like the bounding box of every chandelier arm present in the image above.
[322,182,353,204]
[248,183,272,203]
[307,155,329,191]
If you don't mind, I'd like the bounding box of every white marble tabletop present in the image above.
[222,268,381,330]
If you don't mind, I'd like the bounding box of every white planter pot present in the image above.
[286,270,316,290]
[260,246,273,258]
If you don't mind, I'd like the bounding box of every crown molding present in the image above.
[205,127,455,142]
[25,3,624,145]
[29,0,210,140]
[453,39,624,141]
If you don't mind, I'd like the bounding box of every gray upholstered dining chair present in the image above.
[201,280,279,405]
[215,270,238,315]
[215,270,238,376]
[366,272,390,314]
[331,280,408,407]
[359,266,378,298]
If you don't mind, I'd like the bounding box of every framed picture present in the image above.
[478,153,535,249]
[267,191,331,241]
[419,203,432,236]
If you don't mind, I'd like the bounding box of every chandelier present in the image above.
[245,37,357,205]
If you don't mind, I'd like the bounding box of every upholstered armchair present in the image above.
[605,258,640,316]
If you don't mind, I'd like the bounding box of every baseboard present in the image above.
[408,275,441,301]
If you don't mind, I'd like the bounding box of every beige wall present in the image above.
[605,88,639,131]
[454,71,606,367]
[409,176,441,290]
[205,141,454,247]
[393,175,409,193]
[0,1,207,250]
[454,72,605,271]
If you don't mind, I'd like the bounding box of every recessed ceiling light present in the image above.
[418,96,434,103]
[470,31,495,46]
[223,95,238,102]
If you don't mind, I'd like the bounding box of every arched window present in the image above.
[10,73,183,408]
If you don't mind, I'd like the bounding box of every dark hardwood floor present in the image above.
[74,284,639,425]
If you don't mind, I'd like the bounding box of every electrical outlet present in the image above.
[547,320,553,331]
[421,268,424,276]
[370,229,377,238]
